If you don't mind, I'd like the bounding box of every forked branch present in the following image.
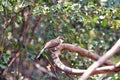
[50,42,120,76]
[80,39,120,80]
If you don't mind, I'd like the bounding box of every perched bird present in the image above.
[35,36,64,60]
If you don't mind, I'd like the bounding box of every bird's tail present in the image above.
[35,48,45,60]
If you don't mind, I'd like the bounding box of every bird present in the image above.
[35,36,64,60]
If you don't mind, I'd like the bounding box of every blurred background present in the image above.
[0,0,120,80]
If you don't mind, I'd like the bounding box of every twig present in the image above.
[1,49,22,77]
[34,61,56,77]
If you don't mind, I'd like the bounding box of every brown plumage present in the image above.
[36,36,64,60]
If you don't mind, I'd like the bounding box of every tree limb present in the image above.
[51,50,120,75]
[79,39,120,80]
[60,43,115,65]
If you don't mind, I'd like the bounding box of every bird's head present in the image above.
[57,36,64,43]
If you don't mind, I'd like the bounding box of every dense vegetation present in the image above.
[0,0,120,80]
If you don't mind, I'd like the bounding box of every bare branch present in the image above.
[51,50,120,75]
[34,61,56,77]
[60,43,114,65]
[79,39,120,80]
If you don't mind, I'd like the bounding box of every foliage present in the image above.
[0,0,120,80]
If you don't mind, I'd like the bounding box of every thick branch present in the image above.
[80,39,120,80]
[60,43,114,65]
[51,51,120,75]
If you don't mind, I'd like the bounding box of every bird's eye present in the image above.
[60,38,64,40]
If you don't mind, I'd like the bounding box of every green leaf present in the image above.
[93,16,99,23]
[101,18,108,27]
